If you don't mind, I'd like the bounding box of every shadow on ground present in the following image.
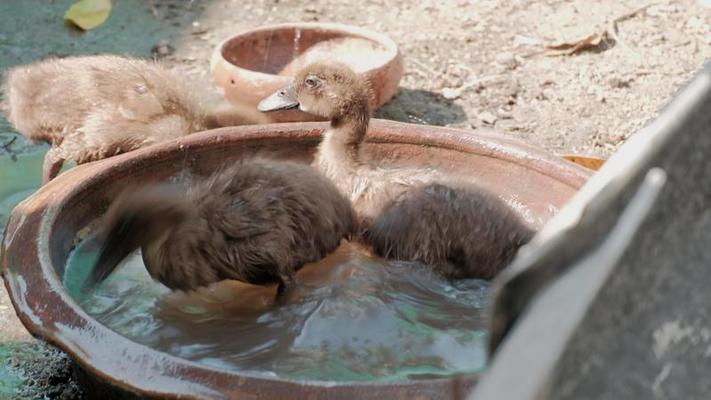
[375,88,467,126]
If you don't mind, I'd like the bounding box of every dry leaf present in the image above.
[64,0,112,31]
[544,32,608,56]
[541,3,656,57]
[561,154,606,171]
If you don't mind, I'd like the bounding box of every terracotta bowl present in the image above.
[210,22,404,122]
[1,120,590,399]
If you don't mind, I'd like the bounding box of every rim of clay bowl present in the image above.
[210,22,401,82]
[1,120,590,399]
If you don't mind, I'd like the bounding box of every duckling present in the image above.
[258,62,533,279]
[84,158,354,298]
[258,62,439,226]
[1,55,271,184]
[366,182,534,279]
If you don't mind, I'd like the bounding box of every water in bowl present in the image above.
[64,239,490,382]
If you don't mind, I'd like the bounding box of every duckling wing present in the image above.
[193,190,276,242]
[222,197,274,240]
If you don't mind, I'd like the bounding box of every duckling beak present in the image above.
[258,84,299,112]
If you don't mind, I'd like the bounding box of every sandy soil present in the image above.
[159,0,710,157]
[1,1,709,156]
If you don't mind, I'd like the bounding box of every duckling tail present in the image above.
[83,184,192,291]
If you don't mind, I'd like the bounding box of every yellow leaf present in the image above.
[561,154,606,171]
[64,0,112,31]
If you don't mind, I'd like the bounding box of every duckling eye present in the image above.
[304,76,320,88]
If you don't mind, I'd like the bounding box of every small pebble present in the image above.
[495,52,519,69]
[152,40,174,58]
[442,87,462,100]
[497,109,513,119]
[608,76,631,89]
[478,111,497,125]
[191,21,208,35]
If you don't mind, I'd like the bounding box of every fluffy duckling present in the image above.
[258,62,533,279]
[84,158,354,297]
[259,62,439,227]
[366,182,534,279]
[1,55,270,184]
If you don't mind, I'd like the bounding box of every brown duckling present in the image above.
[84,158,354,298]
[1,55,270,184]
[258,62,533,279]
[258,62,440,227]
[366,182,534,279]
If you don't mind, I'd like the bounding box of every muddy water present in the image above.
[65,240,490,382]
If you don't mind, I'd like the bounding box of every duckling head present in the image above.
[83,184,192,291]
[258,62,372,120]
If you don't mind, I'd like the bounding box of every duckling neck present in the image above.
[317,108,369,178]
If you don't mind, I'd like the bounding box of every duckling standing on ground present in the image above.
[1,55,271,184]
[84,158,354,298]
[258,62,533,279]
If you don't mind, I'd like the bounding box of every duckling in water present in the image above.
[258,62,533,279]
[1,55,270,184]
[366,182,534,279]
[259,62,439,227]
[84,158,354,298]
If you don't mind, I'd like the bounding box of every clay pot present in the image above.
[1,120,590,399]
[210,23,404,122]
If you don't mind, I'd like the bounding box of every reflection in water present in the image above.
[65,241,490,382]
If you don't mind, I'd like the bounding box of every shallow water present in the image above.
[0,150,44,238]
[65,240,490,382]
[0,147,76,240]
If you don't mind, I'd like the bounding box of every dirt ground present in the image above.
[0,0,709,398]
[161,0,710,156]
[1,1,710,155]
